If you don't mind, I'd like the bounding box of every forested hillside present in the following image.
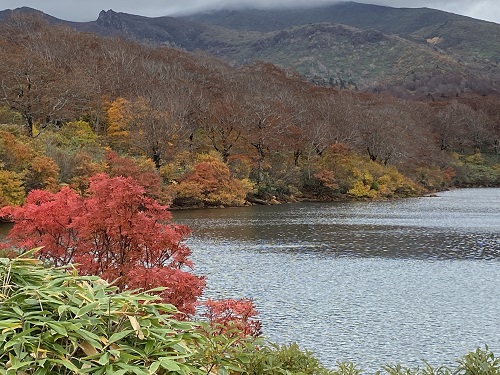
[0,13,499,209]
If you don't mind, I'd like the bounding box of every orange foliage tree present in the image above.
[106,97,134,150]
[23,156,60,193]
[106,96,189,169]
[0,130,35,172]
[173,154,252,207]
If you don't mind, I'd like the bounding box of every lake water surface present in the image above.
[172,188,500,371]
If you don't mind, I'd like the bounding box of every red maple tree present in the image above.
[0,173,205,315]
[1,173,261,330]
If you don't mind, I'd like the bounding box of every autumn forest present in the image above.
[1,13,500,210]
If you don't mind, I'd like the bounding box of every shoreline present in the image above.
[168,189,443,210]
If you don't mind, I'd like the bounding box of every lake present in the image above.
[172,188,500,371]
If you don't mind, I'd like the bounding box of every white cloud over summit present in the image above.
[1,0,499,24]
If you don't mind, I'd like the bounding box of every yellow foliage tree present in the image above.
[106,97,183,169]
[0,168,25,207]
[59,120,98,148]
[314,145,420,199]
[159,151,194,183]
[106,97,133,150]
[348,168,377,198]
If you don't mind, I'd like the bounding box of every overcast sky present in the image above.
[2,0,499,24]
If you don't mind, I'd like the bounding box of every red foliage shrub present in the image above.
[0,173,204,315]
[203,298,262,337]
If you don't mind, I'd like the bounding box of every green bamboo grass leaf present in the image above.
[11,305,23,317]
[60,321,82,332]
[8,352,35,371]
[0,319,22,332]
[66,291,86,306]
[108,329,134,344]
[109,370,128,375]
[76,329,102,349]
[149,360,161,373]
[116,362,149,375]
[92,366,106,375]
[33,367,48,375]
[97,352,110,365]
[4,328,38,349]
[23,310,52,318]
[23,298,41,305]
[57,304,70,315]
[50,358,81,372]
[42,341,68,356]
[33,293,65,307]
[46,322,67,336]
[0,253,211,374]
[159,358,181,371]
[76,301,100,317]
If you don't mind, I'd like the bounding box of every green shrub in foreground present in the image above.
[0,251,202,374]
[1,251,498,375]
[242,342,338,375]
[377,347,500,375]
[240,343,500,375]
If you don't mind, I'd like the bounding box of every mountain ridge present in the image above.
[1,3,500,96]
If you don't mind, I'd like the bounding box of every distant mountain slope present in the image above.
[0,7,243,50]
[184,2,500,60]
[182,3,500,94]
[1,3,500,96]
[79,10,223,50]
[222,23,466,89]
[0,6,56,21]
[183,2,453,33]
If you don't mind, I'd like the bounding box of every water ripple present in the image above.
[174,189,500,371]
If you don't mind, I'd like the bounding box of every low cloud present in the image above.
[1,0,499,24]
